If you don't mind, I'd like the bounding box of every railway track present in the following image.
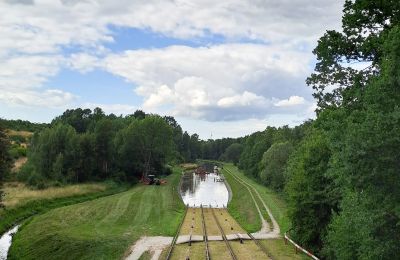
[247,232,274,259]
[201,206,211,260]
[211,208,238,260]
[165,206,188,260]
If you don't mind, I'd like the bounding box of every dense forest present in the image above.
[0,108,238,188]
[232,1,400,259]
[0,0,399,259]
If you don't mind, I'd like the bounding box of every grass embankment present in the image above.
[223,163,290,233]
[0,181,126,237]
[9,167,185,260]
[223,163,308,259]
[223,166,261,233]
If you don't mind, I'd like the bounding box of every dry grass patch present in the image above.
[214,208,245,235]
[208,241,232,259]
[2,182,107,208]
[12,157,27,172]
[230,240,269,259]
[203,208,221,236]
[180,163,198,171]
[180,207,203,235]
[170,242,205,260]
[260,239,308,260]
[6,130,33,138]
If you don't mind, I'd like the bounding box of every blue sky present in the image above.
[0,0,343,139]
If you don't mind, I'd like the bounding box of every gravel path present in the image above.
[224,167,280,238]
[125,236,172,260]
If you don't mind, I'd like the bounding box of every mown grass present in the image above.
[260,239,308,260]
[8,167,185,260]
[223,163,291,233]
[0,181,125,237]
[223,166,261,233]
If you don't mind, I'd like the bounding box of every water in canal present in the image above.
[0,225,19,260]
[180,171,230,208]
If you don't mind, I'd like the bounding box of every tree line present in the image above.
[214,1,400,259]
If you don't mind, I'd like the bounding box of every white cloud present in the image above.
[275,95,306,107]
[67,53,100,73]
[217,91,267,108]
[103,43,313,121]
[0,0,344,121]
[0,54,76,107]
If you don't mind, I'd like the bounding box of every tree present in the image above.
[324,26,400,259]
[133,110,146,120]
[285,130,339,254]
[129,116,173,178]
[220,143,243,165]
[94,119,114,177]
[259,142,293,191]
[0,123,12,207]
[307,0,400,110]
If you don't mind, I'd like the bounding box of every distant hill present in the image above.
[0,118,48,133]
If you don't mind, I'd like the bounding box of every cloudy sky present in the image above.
[0,0,344,139]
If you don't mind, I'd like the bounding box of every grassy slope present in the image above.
[223,164,308,260]
[224,163,291,233]
[223,166,261,233]
[0,182,125,237]
[9,168,185,260]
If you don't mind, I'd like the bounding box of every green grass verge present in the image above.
[8,167,185,260]
[223,166,261,233]
[223,163,291,234]
[0,181,127,237]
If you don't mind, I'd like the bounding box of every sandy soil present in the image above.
[12,157,27,172]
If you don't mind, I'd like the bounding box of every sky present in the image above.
[0,0,344,139]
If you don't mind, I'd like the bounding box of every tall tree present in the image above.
[260,141,293,191]
[285,130,339,254]
[307,0,400,110]
[0,123,13,207]
[324,26,400,259]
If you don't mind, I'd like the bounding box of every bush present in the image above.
[27,171,47,189]
[111,171,127,183]
[16,162,34,182]
[9,145,27,159]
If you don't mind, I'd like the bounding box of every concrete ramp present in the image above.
[191,235,204,242]
[225,233,251,241]
[175,235,204,244]
[207,235,223,241]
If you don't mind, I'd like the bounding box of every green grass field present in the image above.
[222,164,310,259]
[223,163,291,233]
[8,168,185,260]
[0,181,126,237]
[223,167,261,233]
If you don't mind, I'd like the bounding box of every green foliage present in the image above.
[259,142,293,191]
[319,26,400,259]
[9,144,27,159]
[0,124,13,207]
[285,130,338,253]
[220,143,243,164]
[0,119,48,132]
[307,0,400,109]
